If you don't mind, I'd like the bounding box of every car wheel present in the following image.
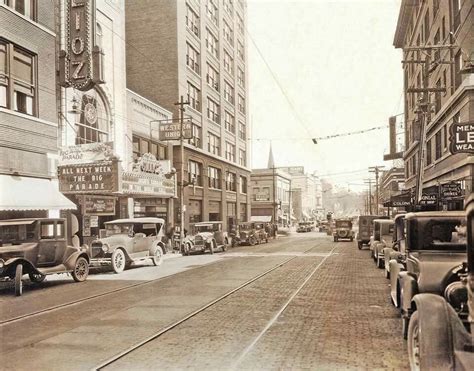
[407,311,421,371]
[14,264,23,296]
[222,240,228,252]
[152,245,164,266]
[29,273,46,283]
[357,241,362,250]
[111,249,126,273]
[350,237,353,242]
[249,236,256,246]
[209,241,215,254]
[385,268,390,279]
[376,256,384,269]
[72,257,89,282]
[183,243,190,256]
[402,314,409,340]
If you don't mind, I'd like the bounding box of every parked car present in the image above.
[89,217,166,273]
[388,211,466,338]
[356,215,387,249]
[382,214,406,279]
[297,222,311,233]
[406,197,473,370]
[372,219,395,268]
[319,221,329,233]
[236,222,268,245]
[0,218,90,296]
[183,221,229,255]
[333,219,354,242]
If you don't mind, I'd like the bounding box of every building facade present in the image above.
[0,1,75,218]
[125,0,251,232]
[250,168,292,226]
[394,0,474,210]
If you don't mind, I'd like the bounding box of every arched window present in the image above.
[75,90,109,144]
[96,23,103,49]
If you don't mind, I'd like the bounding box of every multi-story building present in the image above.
[250,168,292,226]
[394,0,474,210]
[277,167,323,221]
[380,167,407,214]
[125,0,251,232]
[0,1,75,218]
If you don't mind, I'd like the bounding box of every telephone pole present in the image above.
[174,96,190,252]
[369,166,384,215]
[364,178,373,215]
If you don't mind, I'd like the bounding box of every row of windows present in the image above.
[2,0,36,20]
[188,159,247,193]
[132,135,168,162]
[425,113,458,166]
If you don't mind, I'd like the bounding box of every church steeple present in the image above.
[268,142,275,169]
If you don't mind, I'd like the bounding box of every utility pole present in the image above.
[174,96,190,252]
[364,179,373,215]
[369,166,385,215]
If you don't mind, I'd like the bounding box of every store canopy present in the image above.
[250,215,272,223]
[0,175,76,211]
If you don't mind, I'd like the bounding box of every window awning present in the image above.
[250,215,272,223]
[0,175,77,211]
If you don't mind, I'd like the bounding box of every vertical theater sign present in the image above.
[59,0,103,89]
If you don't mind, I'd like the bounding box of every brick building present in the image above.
[394,0,474,210]
[0,1,75,217]
[125,0,251,232]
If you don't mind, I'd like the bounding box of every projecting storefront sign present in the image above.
[420,193,438,206]
[159,122,193,141]
[449,122,474,154]
[58,161,119,194]
[389,193,412,207]
[441,182,463,199]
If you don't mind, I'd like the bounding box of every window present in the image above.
[452,0,461,31]
[237,67,245,87]
[186,43,200,74]
[237,41,244,60]
[223,50,233,74]
[443,124,448,150]
[223,20,233,44]
[433,29,440,61]
[76,93,109,144]
[96,23,103,49]
[206,63,219,91]
[238,94,245,114]
[426,139,432,165]
[207,97,220,123]
[206,0,218,26]
[224,0,234,16]
[225,141,235,162]
[433,0,439,16]
[0,42,36,115]
[4,0,35,20]
[206,29,219,58]
[240,175,247,194]
[207,131,220,155]
[188,160,202,186]
[435,79,441,113]
[190,124,202,148]
[208,166,221,189]
[423,11,429,43]
[435,131,442,160]
[40,222,55,239]
[187,82,201,111]
[226,171,236,191]
[186,4,200,37]
[224,111,235,132]
[239,121,246,140]
[239,148,246,166]
[454,51,462,89]
[223,80,234,104]
[132,135,167,161]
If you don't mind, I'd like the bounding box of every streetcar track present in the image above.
[94,240,329,370]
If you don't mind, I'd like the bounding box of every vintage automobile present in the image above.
[318,221,329,233]
[356,215,387,249]
[0,218,90,296]
[297,222,312,233]
[235,222,268,245]
[182,221,229,255]
[372,219,395,268]
[333,219,354,242]
[406,196,474,370]
[89,217,166,273]
[382,214,406,279]
[387,211,466,339]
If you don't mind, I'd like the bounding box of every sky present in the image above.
[247,0,404,191]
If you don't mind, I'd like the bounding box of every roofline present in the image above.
[393,0,415,48]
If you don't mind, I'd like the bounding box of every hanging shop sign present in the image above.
[81,195,116,215]
[59,142,115,166]
[389,193,412,207]
[59,0,103,90]
[449,122,474,154]
[159,121,193,141]
[419,193,438,206]
[58,161,120,194]
[122,158,176,197]
[441,182,463,200]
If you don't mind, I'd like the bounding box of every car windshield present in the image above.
[0,222,36,244]
[240,224,253,230]
[194,224,215,233]
[106,223,133,236]
[336,221,351,228]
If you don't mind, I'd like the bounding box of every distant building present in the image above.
[380,167,406,214]
[394,0,474,210]
[125,0,251,231]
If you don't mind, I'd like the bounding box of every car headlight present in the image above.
[102,244,110,253]
[0,259,4,268]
